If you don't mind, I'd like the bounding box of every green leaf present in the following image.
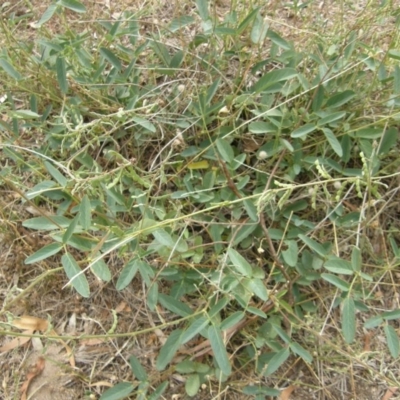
[153,229,175,248]
[246,278,268,301]
[25,242,63,264]
[248,121,277,134]
[325,90,356,108]
[0,58,22,80]
[228,248,253,276]
[318,111,346,126]
[232,223,257,246]
[116,258,140,290]
[148,382,168,400]
[182,316,209,344]
[264,348,290,376]
[237,8,259,35]
[364,315,383,329]
[282,240,298,267]
[131,116,156,133]
[129,355,147,381]
[44,161,67,187]
[220,312,245,331]
[58,0,86,13]
[388,49,400,61]
[169,16,195,32]
[33,4,58,27]
[62,253,90,298]
[56,56,68,95]
[267,30,290,50]
[23,216,71,230]
[321,273,350,291]
[99,382,134,400]
[195,0,209,21]
[156,329,184,370]
[382,309,400,320]
[206,78,221,105]
[291,124,317,139]
[12,110,41,119]
[251,11,268,44]
[298,234,328,258]
[208,325,231,376]
[185,374,200,397]
[378,127,398,155]
[342,297,356,343]
[322,128,343,157]
[351,246,361,272]
[215,138,234,163]
[253,68,297,93]
[324,257,353,275]
[79,195,91,230]
[91,258,111,282]
[243,199,258,222]
[158,294,192,317]
[289,342,312,363]
[100,47,122,70]
[62,214,79,244]
[384,324,399,358]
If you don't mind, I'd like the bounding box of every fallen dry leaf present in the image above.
[0,329,33,353]
[382,387,398,400]
[13,316,48,332]
[20,356,45,400]
[279,385,296,400]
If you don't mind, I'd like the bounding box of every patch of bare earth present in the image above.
[1,1,400,399]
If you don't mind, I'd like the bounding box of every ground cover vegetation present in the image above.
[1,0,400,399]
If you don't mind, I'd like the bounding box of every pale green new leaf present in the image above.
[208,325,231,376]
[156,329,184,370]
[247,278,268,301]
[351,246,361,272]
[342,297,356,343]
[153,229,175,248]
[62,253,90,298]
[25,242,63,264]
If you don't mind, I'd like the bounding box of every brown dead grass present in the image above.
[1,1,400,399]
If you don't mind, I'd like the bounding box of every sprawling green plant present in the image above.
[1,0,400,398]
